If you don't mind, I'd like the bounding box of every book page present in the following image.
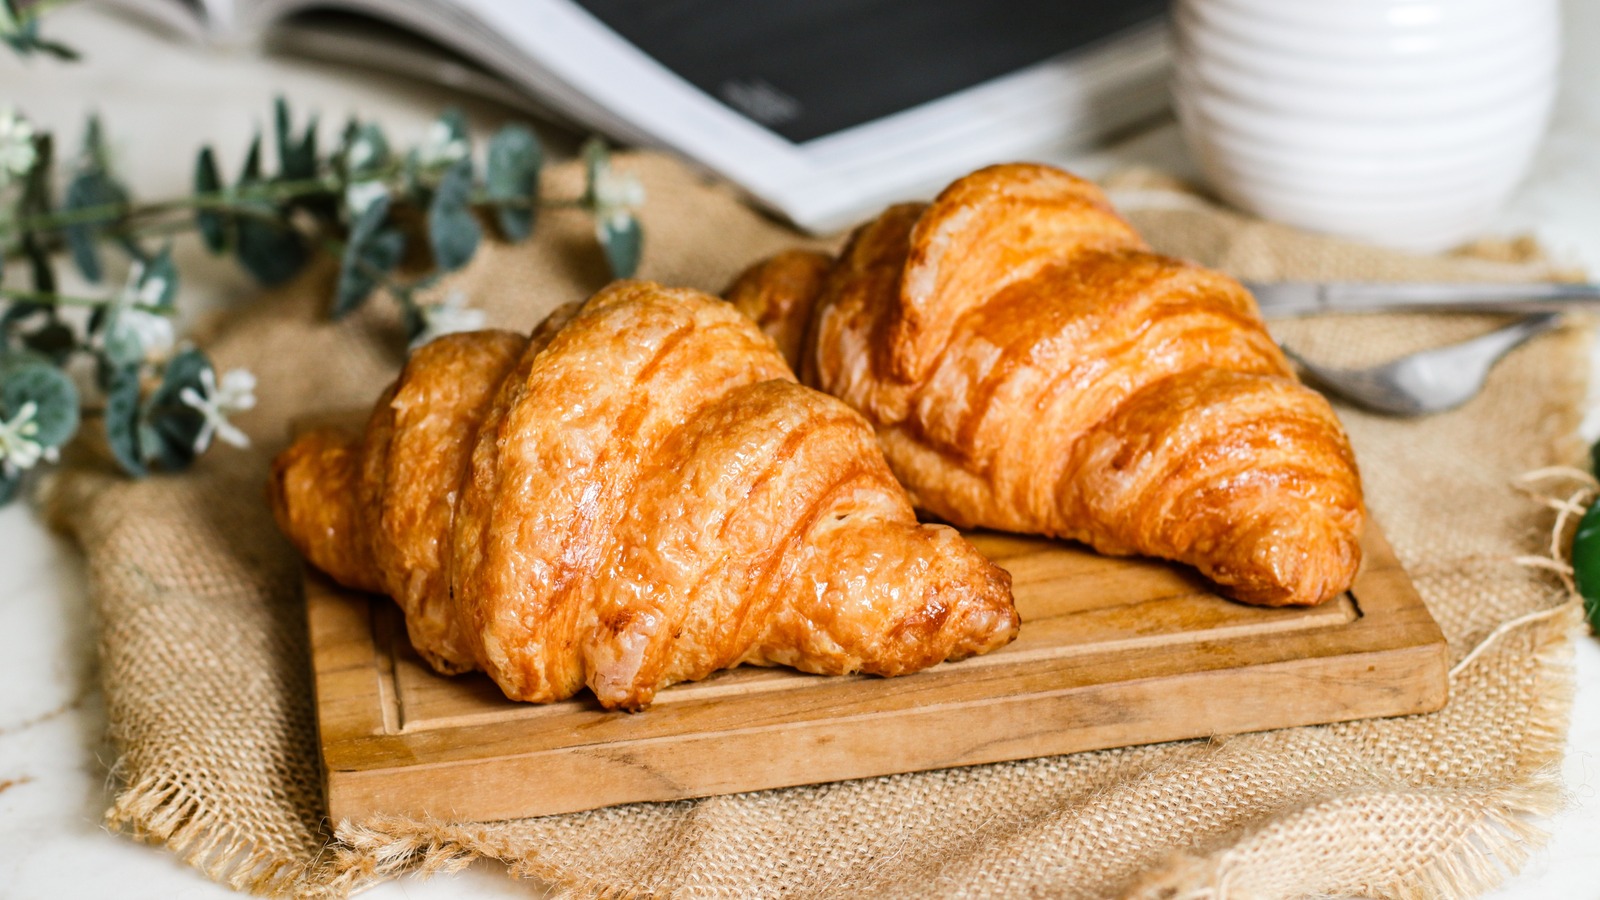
[570,0,1165,145]
[250,0,1169,232]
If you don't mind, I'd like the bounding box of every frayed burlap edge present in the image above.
[105,772,318,896]
[1125,604,1580,900]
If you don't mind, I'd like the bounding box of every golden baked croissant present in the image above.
[726,164,1365,607]
[270,280,1018,709]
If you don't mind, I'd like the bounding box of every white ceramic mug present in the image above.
[1171,0,1560,252]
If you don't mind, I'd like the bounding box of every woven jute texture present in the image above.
[43,155,1591,898]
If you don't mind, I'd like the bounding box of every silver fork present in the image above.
[1278,313,1563,416]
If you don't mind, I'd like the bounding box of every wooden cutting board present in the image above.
[307,524,1447,823]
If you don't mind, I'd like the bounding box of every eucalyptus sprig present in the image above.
[0,96,648,505]
[0,0,78,60]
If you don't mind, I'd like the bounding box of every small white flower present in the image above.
[592,166,645,216]
[0,108,38,187]
[416,121,467,169]
[96,262,177,363]
[344,179,389,217]
[0,401,46,478]
[119,308,176,362]
[347,134,379,171]
[179,367,257,454]
[410,290,486,350]
[118,260,168,310]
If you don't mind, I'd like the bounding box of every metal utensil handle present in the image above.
[1323,282,1600,309]
[1248,281,1600,317]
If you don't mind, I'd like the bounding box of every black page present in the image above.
[573,0,1168,145]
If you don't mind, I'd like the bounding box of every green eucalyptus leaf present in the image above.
[62,170,129,283]
[334,192,399,318]
[399,291,425,344]
[239,133,262,184]
[1,10,76,60]
[23,234,55,295]
[81,114,109,170]
[486,125,541,241]
[0,361,80,448]
[437,107,468,142]
[22,321,77,366]
[32,39,79,61]
[20,130,53,215]
[0,300,47,336]
[343,122,389,178]
[427,158,480,272]
[141,415,198,471]
[400,148,425,202]
[137,245,180,310]
[597,211,643,280]
[103,361,145,477]
[335,229,403,319]
[274,96,319,182]
[194,146,229,253]
[140,349,210,470]
[235,203,308,286]
[273,96,292,170]
[98,323,144,385]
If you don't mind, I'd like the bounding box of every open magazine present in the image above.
[109,0,1171,234]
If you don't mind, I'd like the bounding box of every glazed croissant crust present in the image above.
[270,281,1018,709]
[726,164,1365,607]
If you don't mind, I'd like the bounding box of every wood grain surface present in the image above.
[307,524,1448,823]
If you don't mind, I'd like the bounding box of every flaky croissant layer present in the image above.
[271,282,1018,709]
[726,164,1366,607]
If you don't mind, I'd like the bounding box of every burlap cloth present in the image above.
[42,155,1593,898]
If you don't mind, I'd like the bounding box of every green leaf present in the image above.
[336,229,403,319]
[0,360,80,448]
[22,321,77,366]
[23,234,55,295]
[137,245,179,310]
[103,362,145,477]
[1,10,77,60]
[0,300,46,336]
[273,96,292,170]
[486,125,542,241]
[20,130,53,215]
[140,349,210,471]
[399,290,425,344]
[274,96,318,181]
[235,204,308,286]
[597,211,643,280]
[98,320,144,381]
[61,170,129,283]
[342,122,389,178]
[334,192,400,317]
[239,133,262,184]
[81,114,110,172]
[194,146,228,253]
[1574,500,1600,632]
[0,469,19,506]
[427,158,480,272]
[437,107,468,143]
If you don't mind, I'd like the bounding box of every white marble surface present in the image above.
[3,4,1600,898]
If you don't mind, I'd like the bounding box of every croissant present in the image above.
[726,164,1365,607]
[270,281,1018,709]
